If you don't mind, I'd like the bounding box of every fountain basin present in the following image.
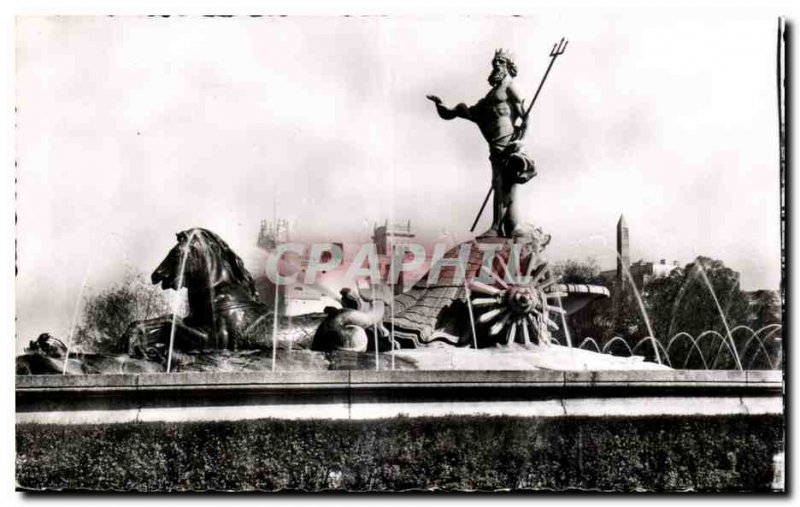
[16,341,666,374]
[16,369,781,425]
[555,283,611,315]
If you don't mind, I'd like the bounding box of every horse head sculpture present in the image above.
[152,228,258,296]
[127,228,271,361]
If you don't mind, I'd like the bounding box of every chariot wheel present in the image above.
[466,247,566,346]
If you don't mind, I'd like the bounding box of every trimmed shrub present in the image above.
[16,414,783,492]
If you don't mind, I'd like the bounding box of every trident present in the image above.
[516,36,568,141]
[470,37,568,233]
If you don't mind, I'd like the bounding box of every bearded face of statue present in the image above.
[488,57,509,85]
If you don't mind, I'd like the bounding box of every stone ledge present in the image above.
[17,369,782,426]
[16,369,781,390]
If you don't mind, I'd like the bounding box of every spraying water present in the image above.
[666,266,700,340]
[390,250,396,370]
[62,268,91,375]
[693,330,735,369]
[370,266,379,371]
[577,337,601,352]
[666,332,709,369]
[632,336,671,367]
[602,336,634,356]
[463,278,479,349]
[271,182,278,372]
[737,329,777,370]
[271,282,279,371]
[166,230,198,373]
[462,238,480,349]
[197,234,218,350]
[696,262,743,370]
[616,252,662,365]
[553,292,573,348]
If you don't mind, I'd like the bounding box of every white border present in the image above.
[3,0,797,503]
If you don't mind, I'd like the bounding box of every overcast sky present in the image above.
[15,15,782,343]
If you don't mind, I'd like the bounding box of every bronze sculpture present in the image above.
[126,228,273,360]
[15,41,615,373]
[310,287,387,352]
[427,49,536,238]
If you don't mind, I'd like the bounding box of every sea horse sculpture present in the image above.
[126,228,273,360]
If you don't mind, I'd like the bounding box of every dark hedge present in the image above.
[16,414,783,492]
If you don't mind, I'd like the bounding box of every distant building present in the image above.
[281,239,347,316]
[625,259,682,288]
[600,215,680,292]
[257,219,290,251]
[616,215,630,288]
[284,283,340,317]
[372,220,415,256]
[256,218,416,315]
[372,220,416,293]
[256,218,346,316]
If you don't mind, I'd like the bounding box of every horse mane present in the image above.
[188,228,259,298]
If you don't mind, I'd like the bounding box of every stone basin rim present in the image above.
[16,369,782,389]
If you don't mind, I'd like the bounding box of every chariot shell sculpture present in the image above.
[388,235,607,349]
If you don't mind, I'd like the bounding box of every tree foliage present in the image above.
[73,270,171,353]
[552,258,604,285]
[644,257,750,368]
[556,256,781,369]
[747,290,781,328]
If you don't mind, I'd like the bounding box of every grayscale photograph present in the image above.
[13,13,785,492]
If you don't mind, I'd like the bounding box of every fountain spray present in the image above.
[696,262,742,370]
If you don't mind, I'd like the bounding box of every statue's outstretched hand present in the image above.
[428,95,461,120]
